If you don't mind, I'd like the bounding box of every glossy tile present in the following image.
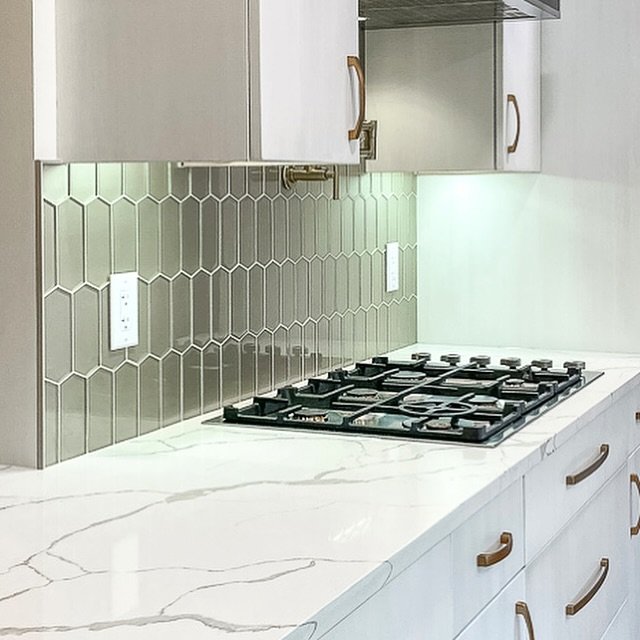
[221,339,241,405]
[212,269,230,342]
[264,263,281,330]
[97,164,123,203]
[149,276,171,358]
[87,368,113,452]
[230,268,248,338]
[181,197,200,275]
[336,255,349,314]
[170,164,190,201]
[60,375,86,461]
[85,199,111,287]
[191,167,209,200]
[272,196,287,263]
[148,163,169,201]
[162,352,181,427]
[230,167,247,200]
[239,198,256,268]
[257,331,273,394]
[203,343,221,413]
[192,271,211,347]
[123,163,148,202]
[139,357,161,434]
[138,198,160,281]
[115,363,138,442]
[288,197,302,261]
[57,200,84,291]
[43,164,69,205]
[288,324,302,383]
[182,348,202,419]
[256,197,272,264]
[295,260,309,322]
[44,290,72,382]
[43,202,56,293]
[220,198,239,269]
[201,197,220,272]
[160,198,181,277]
[73,286,100,375]
[44,382,59,466]
[273,328,288,387]
[248,265,265,335]
[69,164,96,204]
[281,261,295,326]
[240,335,257,399]
[112,199,137,273]
[172,274,191,352]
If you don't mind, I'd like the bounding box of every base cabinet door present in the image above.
[525,465,629,640]
[628,448,640,639]
[455,574,534,640]
[600,600,630,640]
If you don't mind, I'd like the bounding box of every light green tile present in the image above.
[191,168,209,200]
[212,270,230,341]
[220,198,239,269]
[57,200,84,291]
[281,261,295,326]
[329,315,342,368]
[272,196,287,263]
[239,198,256,268]
[181,197,200,275]
[372,252,384,306]
[354,197,366,254]
[87,369,113,452]
[123,163,148,202]
[404,247,417,299]
[315,198,329,257]
[85,199,111,287]
[74,286,100,375]
[264,263,280,330]
[323,258,336,316]
[288,197,302,261]
[336,255,349,314]
[230,167,247,200]
[203,343,221,413]
[256,197,272,265]
[328,200,342,256]
[248,266,265,335]
[377,304,389,354]
[193,271,211,347]
[257,331,273,394]
[140,357,161,434]
[221,339,241,405]
[248,167,264,199]
[342,312,355,366]
[44,382,59,466]
[45,290,72,382]
[317,318,329,373]
[160,198,180,277]
[387,195,399,243]
[354,309,367,361]
[295,260,309,322]
[287,325,302,383]
[162,352,180,426]
[347,254,360,311]
[366,310,377,359]
[341,198,355,255]
[97,164,123,203]
[201,197,220,272]
[302,321,317,378]
[309,258,323,318]
[43,164,69,205]
[264,166,280,198]
[360,253,372,309]
[115,363,138,442]
[69,164,96,204]
[230,268,248,338]
[112,199,137,273]
[149,277,171,357]
[210,167,229,200]
[171,274,191,352]
[149,163,169,201]
[273,328,288,387]
[128,280,149,362]
[182,348,201,419]
[43,202,56,293]
[364,196,378,253]
[240,336,256,400]
[138,198,160,281]
[301,196,315,259]
[100,287,126,369]
[170,164,189,201]
[60,375,86,461]
[377,196,388,247]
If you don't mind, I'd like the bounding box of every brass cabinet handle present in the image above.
[566,444,610,486]
[565,558,609,616]
[515,601,536,640]
[631,474,640,537]
[347,56,366,141]
[507,94,521,154]
[476,531,513,567]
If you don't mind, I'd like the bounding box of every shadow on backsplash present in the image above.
[41,163,417,465]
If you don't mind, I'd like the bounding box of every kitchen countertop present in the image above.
[2,344,640,639]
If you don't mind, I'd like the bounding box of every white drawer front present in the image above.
[525,405,628,561]
[319,536,452,640]
[600,599,630,640]
[455,574,530,640]
[451,479,524,635]
[526,465,629,640]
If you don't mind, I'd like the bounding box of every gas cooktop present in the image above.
[211,353,604,447]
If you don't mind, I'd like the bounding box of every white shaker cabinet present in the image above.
[628,447,640,639]
[365,21,540,173]
[34,0,362,164]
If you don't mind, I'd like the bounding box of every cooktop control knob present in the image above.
[532,359,553,371]
[411,352,431,361]
[500,357,522,369]
[470,355,491,367]
[564,361,586,371]
[441,354,461,366]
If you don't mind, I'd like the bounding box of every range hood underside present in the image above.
[359,0,560,29]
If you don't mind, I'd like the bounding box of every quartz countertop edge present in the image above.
[1,344,639,640]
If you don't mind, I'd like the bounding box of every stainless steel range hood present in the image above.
[359,0,560,29]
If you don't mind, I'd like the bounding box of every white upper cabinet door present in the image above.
[251,0,361,165]
[497,21,541,172]
[34,0,360,164]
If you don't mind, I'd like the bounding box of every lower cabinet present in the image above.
[600,600,630,640]
[628,447,640,639]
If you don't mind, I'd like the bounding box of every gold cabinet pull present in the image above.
[565,558,609,616]
[507,94,521,154]
[631,474,640,537]
[515,601,536,640]
[476,531,513,567]
[347,56,366,141]
[566,444,610,486]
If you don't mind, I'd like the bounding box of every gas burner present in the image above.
[403,393,432,405]
[292,408,328,423]
[387,371,427,383]
[403,417,453,431]
[399,398,476,419]
[504,378,525,387]
[345,388,379,399]
[469,395,499,406]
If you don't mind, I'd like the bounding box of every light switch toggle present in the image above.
[110,272,139,351]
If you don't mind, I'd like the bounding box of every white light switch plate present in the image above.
[386,242,400,292]
[110,272,139,351]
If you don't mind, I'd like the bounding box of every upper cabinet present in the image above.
[365,20,541,173]
[34,0,362,165]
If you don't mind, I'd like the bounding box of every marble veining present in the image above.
[1,345,640,638]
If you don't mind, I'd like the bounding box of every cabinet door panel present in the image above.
[526,466,629,640]
[253,0,359,164]
[53,0,249,162]
[366,24,496,173]
[628,448,640,639]
[497,21,540,172]
[600,600,630,640]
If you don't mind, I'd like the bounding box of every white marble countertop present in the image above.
[1,344,640,639]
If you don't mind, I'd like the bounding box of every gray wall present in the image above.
[0,1,39,468]
[42,164,417,465]
[417,0,640,352]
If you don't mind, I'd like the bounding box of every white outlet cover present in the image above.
[386,242,400,292]
[110,272,139,351]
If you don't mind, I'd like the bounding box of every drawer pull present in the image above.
[631,474,640,537]
[515,601,536,640]
[476,531,513,567]
[565,444,609,486]
[565,558,609,616]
